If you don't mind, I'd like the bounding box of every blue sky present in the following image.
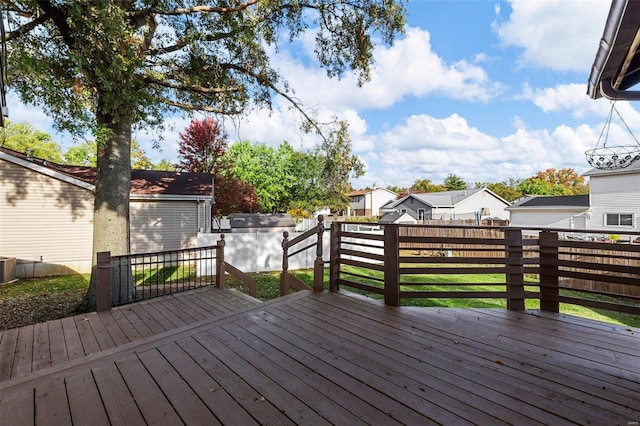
[7,0,635,189]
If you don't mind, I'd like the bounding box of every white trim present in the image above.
[0,151,95,191]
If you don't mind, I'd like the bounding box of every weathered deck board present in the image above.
[0,290,638,425]
[0,287,262,381]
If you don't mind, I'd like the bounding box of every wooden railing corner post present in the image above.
[505,228,525,310]
[384,224,400,306]
[96,251,112,312]
[280,231,290,296]
[329,222,341,292]
[216,234,226,289]
[313,215,325,293]
[539,230,560,313]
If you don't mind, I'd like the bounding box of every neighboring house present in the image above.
[346,187,398,217]
[0,147,213,277]
[507,162,640,233]
[583,161,640,232]
[378,211,418,225]
[506,195,590,229]
[381,188,510,221]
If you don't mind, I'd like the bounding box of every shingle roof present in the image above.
[0,147,212,197]
[508,195,589,209]
[385,188,490,209]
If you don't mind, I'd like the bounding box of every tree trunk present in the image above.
[79,104,133,311]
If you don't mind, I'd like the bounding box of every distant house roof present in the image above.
[583,159,640,177]
[507,195,590,210]
[385,188,508,209]
[0,147,212,198]
[347,187,397,197]
[378,211,417,224]
[230,213,295,229]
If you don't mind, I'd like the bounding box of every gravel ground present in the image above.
[0,289,86,330]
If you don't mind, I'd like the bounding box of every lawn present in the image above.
[2,267,638,329]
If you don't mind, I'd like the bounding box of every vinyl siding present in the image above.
[130,200,199,253]
[455,192,509,220]
[509,210,581,228]
[0,159,94,265]
[587,174,640,231]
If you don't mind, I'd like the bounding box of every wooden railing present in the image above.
[280,215,326,295]
[96,235,257,310]
[328,222,640,315]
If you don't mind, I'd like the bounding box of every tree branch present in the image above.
[142,73,242,94]
[127,0,260,20]
[158,97,241,114]
[4,14,49,42]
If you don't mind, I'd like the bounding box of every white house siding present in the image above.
[509,210,582,228]
[587,174,640,231]
[370,189,398,217]
[455,192,509,220]
[130,200,199,253]
[0,160,94,275]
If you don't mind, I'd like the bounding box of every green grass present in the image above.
[0,274,90,298]
[2,267,638,329]
[132,265,198,286]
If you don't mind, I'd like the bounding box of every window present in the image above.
[401,209,407,214]
[418,209,425,220]
[605,213,634,227]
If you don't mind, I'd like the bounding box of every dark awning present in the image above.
[588,0,640,100]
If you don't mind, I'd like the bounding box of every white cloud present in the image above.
[494,0,610,72]
[352,114,601,189]
[271,26,504,113]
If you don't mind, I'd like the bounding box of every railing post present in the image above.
[539,230,560,313]
[313,215,324,293]
[280,231,290,296]
[384,224,400,306]
[216,234,226,289]
[329,222,341,292]
[505,229,525,310]
[96,251,112,312]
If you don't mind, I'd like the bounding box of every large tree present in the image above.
[4,1,406,309]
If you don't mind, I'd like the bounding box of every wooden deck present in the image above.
[1,289,638,425]
[0,287,261,381]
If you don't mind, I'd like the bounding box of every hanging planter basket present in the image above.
[585,103,640,170]
[585,145,640,169]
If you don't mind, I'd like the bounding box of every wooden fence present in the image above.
[328,222,640,314]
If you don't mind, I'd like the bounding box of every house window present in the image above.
[401,209,407,214]
[605,213,633,227]
[418,209,425,220]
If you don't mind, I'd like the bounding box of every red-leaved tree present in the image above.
[176,117,260,214]
[175,117,227,174]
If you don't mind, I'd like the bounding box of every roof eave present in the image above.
[588,0,640,100]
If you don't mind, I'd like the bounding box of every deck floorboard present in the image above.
[0,287,261,380]
[0,290,638,425]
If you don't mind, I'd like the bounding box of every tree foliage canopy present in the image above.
[175,117,227,174]
[516,168,588,196]
[0,121,63,162]
[444,174,467,191]
[4,0,406,310]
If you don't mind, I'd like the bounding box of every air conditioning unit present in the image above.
[0,257,16,284]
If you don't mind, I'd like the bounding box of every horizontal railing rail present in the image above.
[329,222,640,315]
